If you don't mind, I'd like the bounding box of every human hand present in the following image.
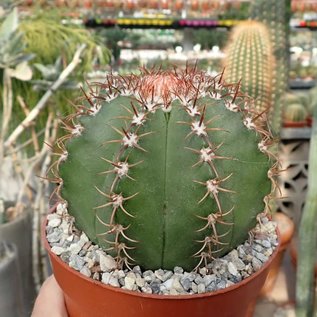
[32,275,68,317]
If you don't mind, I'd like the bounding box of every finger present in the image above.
[31,275,68,317]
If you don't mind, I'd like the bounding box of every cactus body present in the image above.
[56,69,275,271]
[250,0,290,136]
[223,21,274,115]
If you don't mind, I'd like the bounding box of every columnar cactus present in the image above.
[250,0,290,136]
[223,21,274,115]
[54,67,276,271]
[296,106,317,317]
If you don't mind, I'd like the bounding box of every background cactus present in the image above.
[250,0,291,136]
[55,67,276,271]
[223,21,274,115]
[283,103,308,124]
[296,106,317,317]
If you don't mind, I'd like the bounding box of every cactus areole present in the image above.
[55,67,276,272]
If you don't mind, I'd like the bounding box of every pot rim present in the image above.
[283,121,307,128]
[44,204,280,300]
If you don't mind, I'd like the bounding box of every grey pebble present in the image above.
[216,280,226,289]
[253,244,263,253]
[132,266,142,275]
[162,271,173,282]
[197,283,206,294]
[172,276,185,293]
[203,274,216,287]
[80,266,91,278]
[51,246,66,256]
[255,252,269,263]
[173,266,184,274]
[141,285,153,294]
[68,243,82,255]
[136,274,145,287]
[227,262,238,276]
[154,269,165,281]
[163,278,173,290]
[143,270,155,282]
[69,254,85,271]
[252,257,262,271]
[48,218,62,228]
[124,272,137,290]
[180,277,192,291]
[194,275,204,285]
[60,251,71,263]
[150,281,161,294]
[47,230,62,243]
[261,240,271,248]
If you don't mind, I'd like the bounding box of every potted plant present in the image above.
[44,66,280,317]
[283,103,308,128]
[0,241,24,317]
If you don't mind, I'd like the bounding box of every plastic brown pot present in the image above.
[44,212,280,317]
[259,212,294,296]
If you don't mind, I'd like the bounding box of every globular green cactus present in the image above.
[223,21,274,115]
[250,0,290,136]
[283,103,308,124]
[54,67,276,271]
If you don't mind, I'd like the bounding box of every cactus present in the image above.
[250,0,290,136]
[223,21,274,115]
[54,67,276,271]
[283,103,308,123]
[296,106,317,317]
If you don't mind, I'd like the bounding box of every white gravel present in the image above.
[46,203,278,295]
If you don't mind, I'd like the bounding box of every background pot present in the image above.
[0,202,36,316]
[0,242,24,317]
[44,213,280,317]
[260,212,295,296]
[283,121,307,128]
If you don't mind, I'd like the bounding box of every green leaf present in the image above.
[0,7,18,42]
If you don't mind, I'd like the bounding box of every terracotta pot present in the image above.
[307,117,313,127]
[174,0,184,11]
[191,0,199,11]
[260,212,295,296]
[44,210,280,317]
[283,121,307,128]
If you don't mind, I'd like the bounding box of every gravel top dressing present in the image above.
[47,203,278,296]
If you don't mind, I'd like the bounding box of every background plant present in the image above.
[296,105,317,317]
[223,21,274,116]
[250,0,291,136]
